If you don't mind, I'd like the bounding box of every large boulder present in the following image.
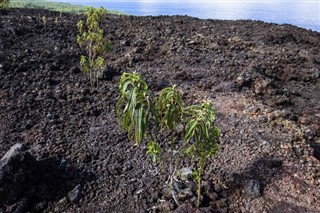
[0,143,37,205]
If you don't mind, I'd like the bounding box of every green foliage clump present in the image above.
[117,72,220,207]
[146,140,161,162]
[0,0,10,9]
[183,101,220,207]
[116,72,154,145]
[157,84,183,133]
[77,7,111,87]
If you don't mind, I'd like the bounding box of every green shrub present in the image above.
[117,72,220,207]
[0,0,10,9]
[156,84,184,184]
[157,84,183,133]
[116,72,154,145]
[183,101,220,207]
[77,7,111,87]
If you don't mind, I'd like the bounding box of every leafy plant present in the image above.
[146,141,161,162]
[76,7,111,87]
[183,101,220,207]
[0,0,10,9]
[116,73,220,208]
[157,84,183,133]
[156,84,184,182]
[116,72,153,145]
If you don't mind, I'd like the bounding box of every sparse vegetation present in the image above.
[116,72,154,145]
[0,0,10,9]
[9,0,124,14]
[77,7,111,87]
[2,7,320,212]
[156,85,184,187]
[183,101,220,207]
[117,72,220,207]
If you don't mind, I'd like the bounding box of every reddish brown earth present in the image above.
[0,8,320,213]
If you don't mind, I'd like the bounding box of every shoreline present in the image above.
[7,1,320,32]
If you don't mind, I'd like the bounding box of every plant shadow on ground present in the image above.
[269,201,319,213]
[209,156,318,212]
[209,157,284,210]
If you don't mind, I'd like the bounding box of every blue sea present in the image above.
[54,0,319,32]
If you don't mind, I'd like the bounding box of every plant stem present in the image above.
[135,125,138,145]
[196,157,205,208]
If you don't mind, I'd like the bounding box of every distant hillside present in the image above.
[9,0,124,14]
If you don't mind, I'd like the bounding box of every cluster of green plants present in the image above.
[0,0,10,9]
[77,7,111,88]
[117,72,220,207]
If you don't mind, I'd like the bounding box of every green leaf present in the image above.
[185,120,198,144]
[117,72,152,145]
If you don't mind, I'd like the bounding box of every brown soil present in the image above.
[0,8,320,213]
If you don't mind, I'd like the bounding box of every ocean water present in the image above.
[56,0,319,32]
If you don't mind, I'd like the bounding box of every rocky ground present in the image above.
[0,8,319,213]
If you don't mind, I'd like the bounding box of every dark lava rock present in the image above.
[68,184,83,204]
[244,179,261,200]
[6,197,30,213]
[0,143,27,167]
[173,203,197,213]
[0,144,35,204]
[157,201,175,212]
[236,72,251,88]
[69,66,81,74]
[267,158,283,168]
[311,144,320,161]
[0,143,82,211]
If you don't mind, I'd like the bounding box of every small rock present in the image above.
[58,197,68,205]
[173,180,187,193]
[311,144,320,160]
[161,187,172,199]
[121,40,130,46]
[59,159,67,170]
[108,165,120,175]
[176,188,194,202]
[175,124,184,134]
[68,184,83,204]
[208,192,219,200]
[173,203,197,213]
[46,112,55,120]
[158,201,175,212]
[96,70,106,80]
[178,167,193,181]
[142,176,157,188]
[244,179,261,200]
[156,80,170,90]
[236,73,251,88]
[254,79,270,95]
[35,201,47,212]
[26,119,34,127]
[267,158,283,168]
[6,197,29,213]
[0,143,26,167]
[133,39,145,47]
[69,66,81,74]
